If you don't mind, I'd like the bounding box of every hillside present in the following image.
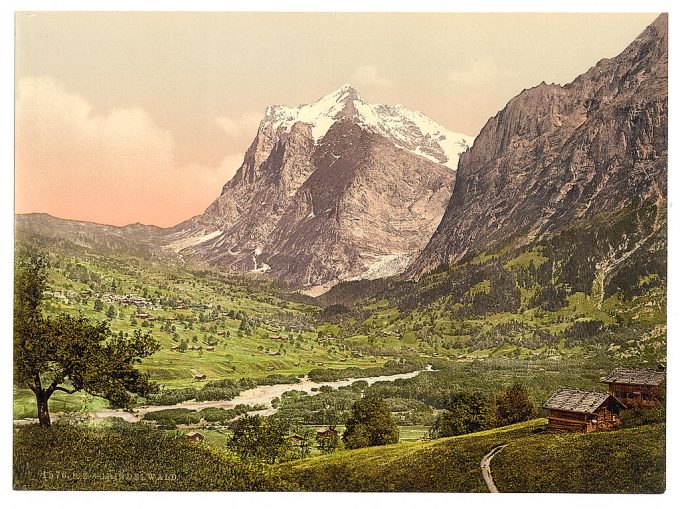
[15,419,663,492]
[13,423,289,491]
[278,420,664,493]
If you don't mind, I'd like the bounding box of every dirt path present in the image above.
[480,444,507,493]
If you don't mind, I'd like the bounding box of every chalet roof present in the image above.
[543,388,613,414]
[185,432,204,438]
[602,368,666,386]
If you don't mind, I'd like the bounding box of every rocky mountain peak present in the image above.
[165,85,474,291]
[409,14,667,278]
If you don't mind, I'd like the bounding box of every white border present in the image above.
[2,2,677,509]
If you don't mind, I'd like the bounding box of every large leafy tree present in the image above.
[342,396,399,449]
[494,383,536,426]
[227,415,292,463]
[14,252,160,427]
[428,391,493,439]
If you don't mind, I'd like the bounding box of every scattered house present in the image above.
[170,346,181,352]
[317,362,325,366]
[602,367,666,406]
[194,374,207,381]
[271,336,288,342]
[206,347,215,352]
[287,434,308,447]
[316,427,339,440]
[185,432,205,443]
[293,362,300,367]
[267,366,275,371]
[134,312,151,319]
[543,388,625,433]
[217,331,227,337]
[269,351,282,357]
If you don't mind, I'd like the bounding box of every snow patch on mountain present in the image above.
[263,84,473,170]
[352,252,413,281]
[166,230,223,253]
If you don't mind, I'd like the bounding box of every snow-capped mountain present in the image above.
[164,84,474,292]
[265,84,473,170]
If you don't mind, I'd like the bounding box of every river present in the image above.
[88,365,433,422]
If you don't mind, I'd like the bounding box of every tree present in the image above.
[93,298,104,312]
[14,253,160,427]
[342,396,398,449]
[428,392,493,438]
[228,415,291,463]
[178,337,189,352]
[316,425,341,454]
[495,383,536,426]
[106,305,116,319]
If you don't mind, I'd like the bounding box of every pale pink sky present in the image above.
[15,12,659,227]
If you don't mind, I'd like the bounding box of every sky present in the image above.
[15,12,660,227]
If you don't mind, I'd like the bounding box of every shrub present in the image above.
[142,408,201,427]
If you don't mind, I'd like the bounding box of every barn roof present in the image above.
[543,388,613,414]
[602,368,666,386]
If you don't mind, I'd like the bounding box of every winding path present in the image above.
[480,444,507,493]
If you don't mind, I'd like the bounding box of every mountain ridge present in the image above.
[408,13,667,278]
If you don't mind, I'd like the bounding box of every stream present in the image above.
[87,365,433,422]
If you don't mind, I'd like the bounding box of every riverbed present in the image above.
[89,365,433,422]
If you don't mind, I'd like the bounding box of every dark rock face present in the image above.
[410,14,668,277]
[165,86,470,292]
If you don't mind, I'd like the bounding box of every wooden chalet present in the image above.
[287,434,308,447]
[316,427,339,440]
[185,432,205,443]
[206,347,215,352]
[543,388,625,432]
[602,368,666,406]
[193,374,207,381]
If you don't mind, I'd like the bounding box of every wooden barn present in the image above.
[316,427,339,440]
[602,368,666,406]
[543,388,625,432]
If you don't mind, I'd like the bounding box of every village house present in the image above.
[271,336,288,342]
[193,374,207,381]
[316,427,339,440]
[206,347,215,352]
[185,432,205,443]
[543,388,626,433]
[602,367,666,406]
[287,434,308,447]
